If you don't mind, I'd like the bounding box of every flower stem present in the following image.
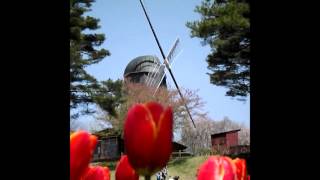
[145,175,151,180]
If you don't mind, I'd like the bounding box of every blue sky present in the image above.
[76,0,250,130]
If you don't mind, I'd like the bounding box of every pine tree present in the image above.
[187,0,250,98]
[70,0,122,118]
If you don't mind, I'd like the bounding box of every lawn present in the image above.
[98,156,209,180]
[165,155,208,180]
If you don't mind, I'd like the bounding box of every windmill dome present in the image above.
[123,55,166,87]
[124,55,161,77]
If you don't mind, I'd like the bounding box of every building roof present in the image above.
[211,129,241,137]
[92,128,121,138]
[92,129,188,151]
[124,55,161,77]
[172,141,187,151]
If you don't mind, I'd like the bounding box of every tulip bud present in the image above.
[233,158,247,180]
[82,166,110,180]
[70,131,97,180]
[115,155,139,180]
[197,156,237,180]
[124,102,173,176]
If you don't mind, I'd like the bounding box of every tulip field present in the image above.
[106,156,209,180]
[71,102,249,180]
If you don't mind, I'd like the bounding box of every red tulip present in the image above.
[233,158,247,180]
[197,156,237,180]
[115,155,139,180]
[124,102,173,176]
[70,131,97,180]
[247,175,250,180]
[82,166,110,180]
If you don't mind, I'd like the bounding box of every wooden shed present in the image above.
[171,141,192,158]
[211,129,250,174]
[91,128,190,162]
[211,129,241,154]
[91,129,123,162]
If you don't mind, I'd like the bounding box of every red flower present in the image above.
[197,156,237,180]
[115,155,139,180]
[124,102,173,176]
[82,166,110,180]
[70,131,97,180]
[233,158,247,180]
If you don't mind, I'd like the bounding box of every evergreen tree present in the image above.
[187,0,250,98]
[70,0,122,118]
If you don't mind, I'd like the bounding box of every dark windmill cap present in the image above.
[124,55,161,78]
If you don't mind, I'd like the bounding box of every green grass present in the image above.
[166,156,209,180]
[102,156,209,180]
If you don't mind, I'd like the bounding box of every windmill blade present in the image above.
[150,64,165,87]
[145,62,160,86]
[150,37,181,90]
[147,63,163,87]
[144,57,157,85]
[147,40,178,87]
[145,70,152,84]
[145,56,164,87]
[138,0,196,128]
[148,61,165,87]
[169,48,183,69]
[152,68,167,96]
[153,49,183,96]
[152,39,182,95]
[166,38,180,64]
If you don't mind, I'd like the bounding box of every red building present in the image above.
[211,129,251,174]
[211,129,241,154]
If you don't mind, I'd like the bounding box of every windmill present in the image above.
[138,0,196,128]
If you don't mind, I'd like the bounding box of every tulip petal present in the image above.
[124,104,156,173]
[82,166,110,180]
[124,102,173,176]
[115,155,139,180]
[144,102,164,126]
[197,156,236,180]
[233,158,247,180]
[70,131,97,180]
[153,106,173,170]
